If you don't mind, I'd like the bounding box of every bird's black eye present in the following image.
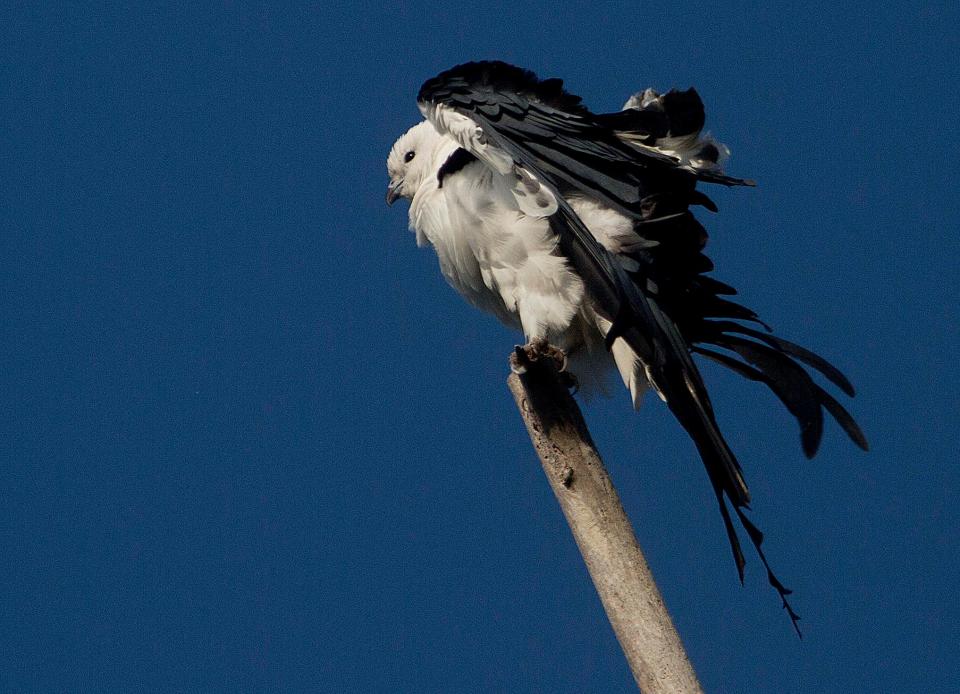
[404,151,416,163]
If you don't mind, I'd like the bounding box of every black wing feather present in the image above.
[707,321,856,397]
[710,334,825,458]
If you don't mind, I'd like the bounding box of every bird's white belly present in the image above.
[412,165,586,343]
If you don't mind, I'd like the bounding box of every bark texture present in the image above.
[507,353,703,694]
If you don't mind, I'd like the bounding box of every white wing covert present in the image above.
[424,102,558,217]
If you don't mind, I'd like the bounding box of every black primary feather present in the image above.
[418,61,866,635]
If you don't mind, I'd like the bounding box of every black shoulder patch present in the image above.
[437,147,477,187]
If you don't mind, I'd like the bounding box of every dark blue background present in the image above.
[2,2,957,691]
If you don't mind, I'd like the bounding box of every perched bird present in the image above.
[386,61,867,634]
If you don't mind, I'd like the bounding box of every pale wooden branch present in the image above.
[507,350,703,694]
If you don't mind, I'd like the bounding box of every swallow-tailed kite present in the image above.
[386,61,867,634]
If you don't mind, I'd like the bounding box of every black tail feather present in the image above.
[716,490,747,582]
[635,308,804,636]
[704,445,801,637]
[733,506,803,638]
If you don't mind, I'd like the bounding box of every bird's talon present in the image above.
[517,339,568,376]
[510,345,529,374]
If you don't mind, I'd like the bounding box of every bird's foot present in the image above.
[511,338,563,372]
[510,339,577,391]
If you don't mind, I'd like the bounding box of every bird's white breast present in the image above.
[410,159,585,342]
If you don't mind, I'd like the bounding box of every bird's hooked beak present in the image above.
[386,179,403,206]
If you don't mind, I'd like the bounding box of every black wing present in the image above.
[419,61,866,635]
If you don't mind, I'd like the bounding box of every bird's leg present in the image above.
[510,338,578,392]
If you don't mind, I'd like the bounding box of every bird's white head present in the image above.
[386,120,445,205]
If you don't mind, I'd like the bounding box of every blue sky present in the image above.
[2,2,958,692]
